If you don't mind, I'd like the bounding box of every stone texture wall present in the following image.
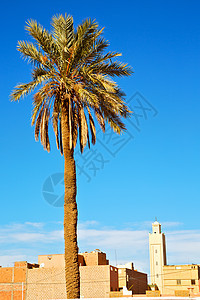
[26,265,118,299]
[26,267,66,300]
[80,265,117,298]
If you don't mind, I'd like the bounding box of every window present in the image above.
[155,250,157,253]
[177,279,181,285]
[156,274,159,278]
[156,262,158,266]
[191,280,195,285]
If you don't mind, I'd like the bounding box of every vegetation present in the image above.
[10,14,132,298]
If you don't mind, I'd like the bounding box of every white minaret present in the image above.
[149,220,167,293]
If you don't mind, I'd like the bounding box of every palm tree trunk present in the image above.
[61,102,80,299]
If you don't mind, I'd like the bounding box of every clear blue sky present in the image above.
[0,0,200,272]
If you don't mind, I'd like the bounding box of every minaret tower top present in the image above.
[152,221,161,234]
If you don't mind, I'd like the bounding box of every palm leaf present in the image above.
[78,104,88,153]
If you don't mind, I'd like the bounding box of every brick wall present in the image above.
[26,265,118,299]
[80,265,117,298]
[26,267,66,300]
[0,262,29,300]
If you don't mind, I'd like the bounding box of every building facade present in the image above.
[149,220,167,292]
[0,261,39,300]
[0,249,147,299]
[117,263,148,294]
[149,220,200,296]
[28,250,117,299]
[163,264,200,296]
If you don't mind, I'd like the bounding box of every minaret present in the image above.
[149,220,167,293]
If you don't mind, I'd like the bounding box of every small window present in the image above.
[177,279,181,285]
[155,250,157,253]
[156,262,158,266]
[191,280,195,285]
[156,274,159,278]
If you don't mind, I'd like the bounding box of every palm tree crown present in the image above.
[11,14,132,152]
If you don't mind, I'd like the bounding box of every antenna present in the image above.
[115,250,117,266]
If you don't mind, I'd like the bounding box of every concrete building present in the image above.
[163,264,200,296]
[117,262,148,294]
[0,249,148,299]
[0,261,39,300]
[27,250,117,299]
[149,220,167,292]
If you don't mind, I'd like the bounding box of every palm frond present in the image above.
[72,102,78,149]
[35,104,45,141]
[17,41,43,67]
[52,14,74,50]
[31,91,45,125]
[25,19,60,60]
[10,80,42,102]
[95,109,105,132]
[70,19,102,70]
[87,107,96,145]
[92,61,133,77]
[53,99,60,150]
[78,104,88,153]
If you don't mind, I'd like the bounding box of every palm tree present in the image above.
[10,14,132,298]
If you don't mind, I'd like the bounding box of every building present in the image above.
[117,262,148,294]
[149,220,167,292]
[0,261,39,300]
[149,220,200,296]
[0,249,147,299]
[27,250,118,299]
[163,264,200,296]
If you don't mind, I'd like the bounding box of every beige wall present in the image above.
[81,251,108,266]
[80,265,118,298]
[26,267,66,300]
[38,254,65,268]
[163,264,200,295]
[26,264,118,299]
[38,251,108,269]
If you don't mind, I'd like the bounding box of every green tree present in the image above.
[10,14,132,298]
